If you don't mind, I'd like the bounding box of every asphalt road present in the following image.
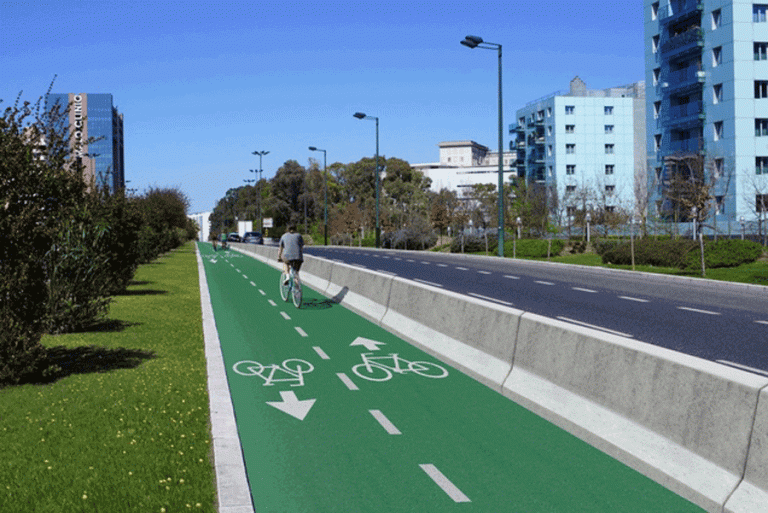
[304,246,768,375]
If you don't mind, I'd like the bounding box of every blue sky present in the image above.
[1,0,643,213]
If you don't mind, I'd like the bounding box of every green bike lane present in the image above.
[198,243,703,512]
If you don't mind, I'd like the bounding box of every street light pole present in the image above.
[462,34,505,257]
[309,146,328,245]
[353,112,381,248]
[252,150,269,232]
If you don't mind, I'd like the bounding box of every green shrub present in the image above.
[684,239,764,270]
[593,238,624,256]
[384,227,438,250]
[503,238,566,258]
[602,239,697,268]
[450,233,498,253]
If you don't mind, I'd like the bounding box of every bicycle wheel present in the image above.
[352,363,392,382]
[282,359,314,374]
[292,279,302,308]
[233,360,264,376]
[409,360,449,378]
[279,272,290,302]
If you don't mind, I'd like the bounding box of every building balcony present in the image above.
[659,0,703,25]
[664,136,705,154]
[663,66,705,93]
[664,101,704,128]
[660,28,703,58]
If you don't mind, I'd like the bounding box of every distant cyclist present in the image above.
[278,224,304,285]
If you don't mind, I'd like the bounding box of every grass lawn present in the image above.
[0,243,216,512]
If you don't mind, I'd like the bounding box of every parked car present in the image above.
[227,232,241,242]
[243,231,264,245]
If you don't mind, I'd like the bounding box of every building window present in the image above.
[716,196,725,214]
[566,144,575,154]
[547,145,553,156]
[566,165,576,175]
[758,194,768,212]
[654,101,661,119]
[565,124,575,134]
[605,144,614,154]
[713,83,723,104]
[652,2,659,20]
[712,46,722,67]
[714,121,724,141]
[714,158,724,178]
[757,119,768,136]
[605,124,614,134]
[756,81,768,98]
[605,165,614,175]
[654,134,662,151]
[755,5,768,22]
[653,68,661,86]
[519,116,525,126]
[565,105,575,114]
[756,156,768,174]
[547,107,552,117]
[756,42,768,60]
[604,106,614,115]
[712,9,722,29]
[537,110,545,121]
[547,125,553,136]
[605,185,615,193]
[652,34,660,53]
[566,185,576,193]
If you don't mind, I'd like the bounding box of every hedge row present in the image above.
[600,239,764,269]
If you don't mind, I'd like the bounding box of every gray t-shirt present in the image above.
[279,232,304,261]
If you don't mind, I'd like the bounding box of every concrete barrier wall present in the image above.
[227,244,768,513]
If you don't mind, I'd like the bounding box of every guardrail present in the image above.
[230,243,768,513]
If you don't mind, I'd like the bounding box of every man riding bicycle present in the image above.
[277,224,304,285]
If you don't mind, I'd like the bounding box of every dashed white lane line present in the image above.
[268,300,277,306]
[677,306,721,316]
[280,312,291,320]
[468,293,514,307]
[421,261,431,265]
[369,410,402,435]
[414,278,443,288]
[535,280,555,286]
[336,373,359,391]
[259,290,266,296]
[455,267,469,271]
[477,270,492,275]
[406,259,416,263]
[756,320,768,325]
[556,316,633,338]
[250,281,257,287]
[235,269,241,273]
[313,346,330,360]
[619,296,649,303]
[242,274,248,279]
[437,264,448,268]
[572,287,597,293]
[419,464,471,503]
[504,275,520,280]
[295,327,308,337]
[717,360,768,376]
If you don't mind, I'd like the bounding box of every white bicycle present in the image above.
[279,263,302,308]
[233,359,314,387]
[352,352,448,382]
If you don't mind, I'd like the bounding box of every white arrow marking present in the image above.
[350,337,386,351]
[266,391,316,421]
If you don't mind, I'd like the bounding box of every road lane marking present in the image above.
[313,347,330,360]
[677,306,721,316]
[406,259,416,263]
[414,278,443,288]
[259,290,266,296]
[455,267,469,271]
[468,293,513,307]
[250,281,256,287]
[369,410,401,435]
[535,280,555,286]
[242,274,248,279]
[556,316,633,338]
[619,296,649,303]
[336,373,359,391]
[419,464,471,503]
[572,287,597,293]
[236,269,241,273]
[477,270,491,275]
[437,264,448,268]
[280,312,291,320]
[755,320,768,325]
[504,275,519,280]
[268,300,277,306]
[295,327,308,337]
[716,360,768,377]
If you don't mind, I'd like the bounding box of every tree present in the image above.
[430,189,455,245]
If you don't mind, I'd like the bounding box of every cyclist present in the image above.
[277,224,304,285]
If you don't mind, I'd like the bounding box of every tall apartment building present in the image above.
[45,93,125,192]
[511,77,646,219]
[646,0,768,231]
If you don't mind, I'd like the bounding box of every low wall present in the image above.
[229,243,768,513]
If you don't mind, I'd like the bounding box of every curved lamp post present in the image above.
[252,150,269,231]
[461,34,505,257]
[309,146,328,245]
[353,112,381,248]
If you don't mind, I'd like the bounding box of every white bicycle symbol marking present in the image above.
[233,359,314,387]
[352,352,448,382]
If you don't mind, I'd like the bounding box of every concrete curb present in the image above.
[196,248,255,513]
[228,243,768,512]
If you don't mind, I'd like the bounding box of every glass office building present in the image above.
[45,93,125,192]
